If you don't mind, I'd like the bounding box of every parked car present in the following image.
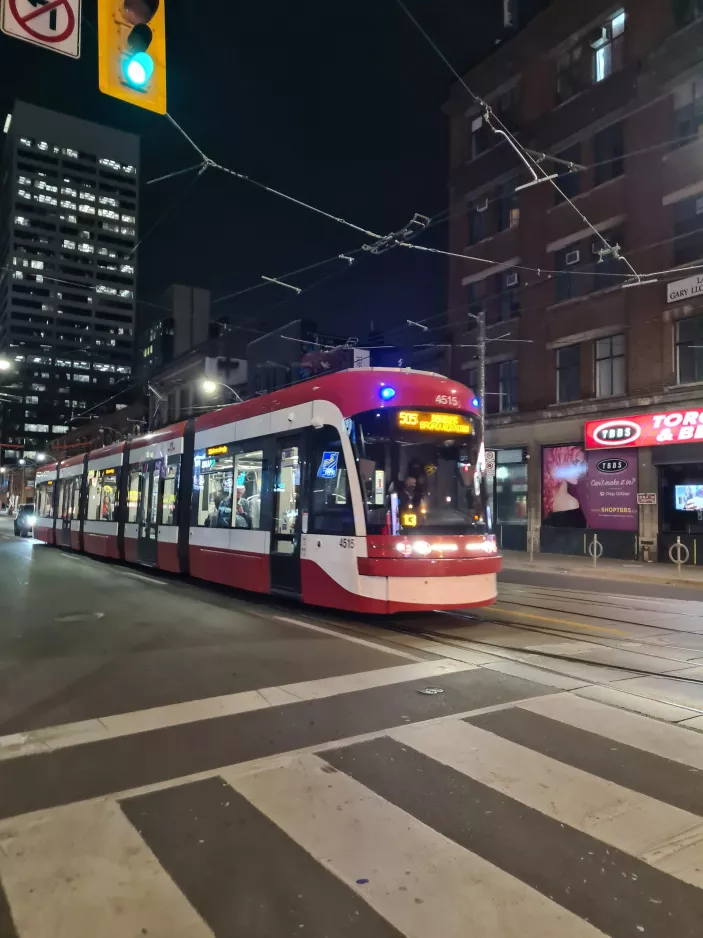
[14,504,36,537]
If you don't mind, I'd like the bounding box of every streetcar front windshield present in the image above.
[352,409,488,535]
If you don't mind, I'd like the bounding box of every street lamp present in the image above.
[201,379,243,403]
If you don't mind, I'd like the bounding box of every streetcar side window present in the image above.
[234,449,265,529]
[36,482,54,518]
[85,468,121,522]
[127,469,140,523]
[192,447,234,527]
[71,476,82,520]
[309,426,354,536]
[161,458,180,526]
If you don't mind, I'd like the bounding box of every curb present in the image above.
[501,562,703,591]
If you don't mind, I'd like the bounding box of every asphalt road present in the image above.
[3,515,703,938]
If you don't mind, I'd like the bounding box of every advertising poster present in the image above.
[585,450,638,531]
[542,445,588,527]
[543,445,638,531]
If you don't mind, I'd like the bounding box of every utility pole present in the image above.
[478,308,486,427]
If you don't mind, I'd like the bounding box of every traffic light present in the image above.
[98,0,167,115]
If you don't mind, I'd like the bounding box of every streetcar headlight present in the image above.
[395,542,413,557]
[413,540,432,556]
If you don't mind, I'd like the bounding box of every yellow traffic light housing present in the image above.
[98,0,167,115]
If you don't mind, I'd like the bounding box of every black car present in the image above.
[14,505,36,537]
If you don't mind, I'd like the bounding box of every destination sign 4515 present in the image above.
[586,409,703,449]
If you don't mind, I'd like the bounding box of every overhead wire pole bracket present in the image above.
[261,276,302,295]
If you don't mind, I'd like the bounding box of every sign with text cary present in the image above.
[585,409,703,449]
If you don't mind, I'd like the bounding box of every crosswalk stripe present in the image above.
[468,705,703,819]
[0,800,213,938]
[324,734,703,938]
[0,667,551,822]
[394,717,703,887]
[226,752,604,938]
[520,693,703,765]
[0,659,473,761]
[121,776,401,938]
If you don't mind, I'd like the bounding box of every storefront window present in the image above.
[542,445,587,527]
[495,449,527,524]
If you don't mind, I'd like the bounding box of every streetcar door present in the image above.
[270,438,302,595]
[137,459,161,566]
[58,477,72,547]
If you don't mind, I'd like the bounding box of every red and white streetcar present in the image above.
[34,368,500,613]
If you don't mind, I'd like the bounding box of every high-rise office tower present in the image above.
[0,101,139,464]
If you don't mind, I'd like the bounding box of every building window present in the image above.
[676,314,703,383]
[592,10,625,83]
[554,144,581,203]
[556,44,586,104]
[468,202,486,244]
[497,181,520,231]
[673,0,703,31]
[593,122,624,185]
[673,195,703,265]
[470,115,492,159]
[595,334,626,397]
[555,243,587,302]
[673,77,703,146]
[467,282,482,318]
[498,360,518,412]
[556,344,581,402]
[497,269,520,320]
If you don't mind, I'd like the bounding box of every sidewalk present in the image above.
[501,549,703,590]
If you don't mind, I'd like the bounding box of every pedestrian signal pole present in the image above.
[98,0,166,114]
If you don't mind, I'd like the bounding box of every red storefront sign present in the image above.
[585,410,703,450]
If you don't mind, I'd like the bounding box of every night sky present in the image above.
[0,0,547,343]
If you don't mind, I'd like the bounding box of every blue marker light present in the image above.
[380,386,397,401]
[472,397,480,407]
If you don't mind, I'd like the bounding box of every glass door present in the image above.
[270,438,302,594]
[58,477,74,547]
[137,460,162,566]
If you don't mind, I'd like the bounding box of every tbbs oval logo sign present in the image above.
[591,419,641,447]
[597,458,628,473]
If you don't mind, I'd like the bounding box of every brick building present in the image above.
[446,0,703,563]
